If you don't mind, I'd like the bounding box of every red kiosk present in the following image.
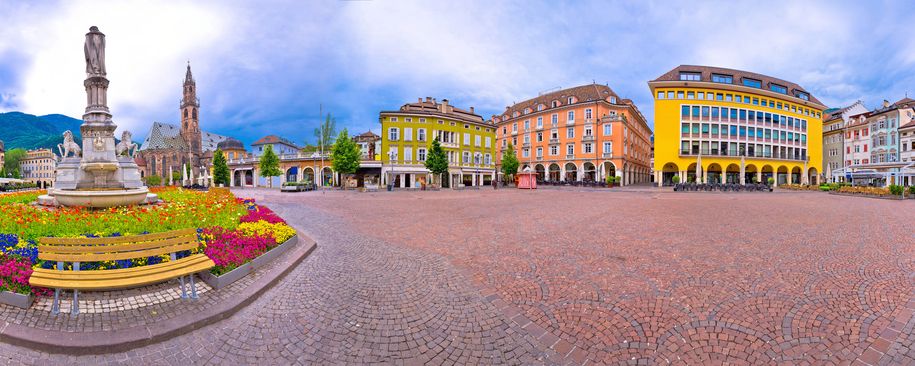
[516,168,537,189]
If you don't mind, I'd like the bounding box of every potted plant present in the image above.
[672,175,680,184]
[767,177,775,186]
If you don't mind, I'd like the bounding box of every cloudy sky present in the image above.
[1,0,914,146]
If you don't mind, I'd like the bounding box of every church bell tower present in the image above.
[181,62,202,164]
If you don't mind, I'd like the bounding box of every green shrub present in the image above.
[767,177,774,185]
[888,185,904,195]
[672,175,680,183]
[909,186,915,195]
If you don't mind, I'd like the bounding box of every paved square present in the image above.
[0,188,911,365]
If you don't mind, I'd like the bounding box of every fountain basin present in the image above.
[82,162,119,172]
[49,187,150,208]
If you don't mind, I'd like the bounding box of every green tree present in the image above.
[212,148,230,187]
[500,142,519,182]
[3,148,27,178]
[259,144,282,188]
[171,170,182,185]
[314,113,337,152]
[424,137,449,187]
[331,129,361,189]
[144,175,162,187]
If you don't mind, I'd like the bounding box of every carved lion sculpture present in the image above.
[57,130,82,158]
[116,130,138,157]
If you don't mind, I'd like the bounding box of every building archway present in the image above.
[725,163,740,184]
[303,167,315,184]
[808,167,819,185]
[548,163,560,181]
[686,163,698,183]
[706,163,722,184]
[534,164,545,181]
[777,166,789,185]
[604,161,617,181]
[761,165,774,184]
[791,166,801,184]
[745,164,758,184]
[286,166,299,183]
[583,162,596,181]
[322,167,334,186]
[564,162,577,181]
[661,162,678,186]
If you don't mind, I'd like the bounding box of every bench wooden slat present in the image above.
[39,228,198,245]
[38,236,196,255]
[38,241,200,262]
[29,255,215,290]
[28,255,212,280]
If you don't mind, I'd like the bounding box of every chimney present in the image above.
[426,97,432,103]
[418,98,422,103]
[470,106,475,114]
[884,100,890,108]
[442,99,449,113]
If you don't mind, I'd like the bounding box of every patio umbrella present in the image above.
[696,153,702,183]
[168,166,173,186]
[181,164,187,185]
[825,164,832,183]
[803,159,809,185]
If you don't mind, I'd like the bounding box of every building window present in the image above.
[536,132,543,142]
[390,117,398,122]
[585,108,592,120]
[742,78,762,88]
[550,145,558,156]
[711,74,733,84]
[567,127,575,138]
[463,133,470,145]
[418,128,426,141]
[567,110,574,122]
[604,124,612,136]
[603,142,612,154]
[475,135,481,146]
[524,120,530,130]
[610,96,617,103]
[485,154,492,165]
[796,91,810,101]
[536,147,543,157]
[537,117,543,127]
[770,84,787,94]
[388,127,399,141]
[462,151,470,164]
[566,144,574,155]
[404,127,412,141]
[679,72,701,81]
[404,147,412,162]
[388,147,398,161]
[583,143,592,154]
[551,114,558,125]
[485,137,491,148]
[512,123,517,132]
[687,92,695,99]
[677,91,685,99]
[657,91,665,99]
[522,148,529,158]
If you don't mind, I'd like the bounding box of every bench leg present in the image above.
[52,289,60,315]
[179,276,188,299]
[189,274,199,299]
[71,289,79,317]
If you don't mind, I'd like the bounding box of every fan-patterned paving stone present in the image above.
[0,187,910,365]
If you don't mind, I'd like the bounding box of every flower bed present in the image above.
[0,187,295,301]
[780,184,821,191]
[836,186,891,196]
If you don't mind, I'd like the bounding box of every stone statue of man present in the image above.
[84,26,106,76]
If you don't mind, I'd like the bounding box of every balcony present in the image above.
[566,119,575,125]
[549,138,560,144]
[602,152,614,158]
[535,125,543,131]
[522,142,531,148]
[536,156,543,161]
[511,130,518,136]
[566,154,576,160]
[441,141,459,149]
[582,135,595,142]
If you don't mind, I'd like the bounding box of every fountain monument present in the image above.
[39,26,155,208]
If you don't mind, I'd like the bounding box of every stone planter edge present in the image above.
[199,234,299,290]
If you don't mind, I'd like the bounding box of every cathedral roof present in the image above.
[138,122,228,152]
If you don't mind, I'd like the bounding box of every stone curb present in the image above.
[0,231,317,355]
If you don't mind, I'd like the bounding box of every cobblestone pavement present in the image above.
[0,188,911,365]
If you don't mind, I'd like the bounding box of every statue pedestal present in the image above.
[117,156,144,189]
[53,158,81,190]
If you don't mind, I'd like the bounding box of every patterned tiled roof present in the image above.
[138,122,227,152]
[500,84,621,121]
[251,135,300,149]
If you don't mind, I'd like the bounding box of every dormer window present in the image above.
[567,97,575,104]
[552,101,559,108]
[770,83,787,94]
[742,78,762,88]
[711,74,733,84]
[537,104,545,111]
[679,72,701,81]
[795,91,810,101]
[609,96,617,104]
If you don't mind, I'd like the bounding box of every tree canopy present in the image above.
[314,113,337,152]
[212,148,230,186]
[425,137,449,182]
[2,148,26,178]
[331,129,361,176]
[259,145,282,187]
[500,143,519,178]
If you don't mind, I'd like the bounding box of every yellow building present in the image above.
[649,65,827,186]
[380,97,496,188]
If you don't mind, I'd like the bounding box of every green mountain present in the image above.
[0,112,83,151]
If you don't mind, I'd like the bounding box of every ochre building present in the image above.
[493,83,652,185]
[649,65,827,186]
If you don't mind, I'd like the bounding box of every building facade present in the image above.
[136,63,228,181]
[822,101,867,181]
[493,83,652,185]
[0,140,4,170]
[380,97,496,188]
[649,65,827,186]
[19,148,57,188]
[842,98,915,185]
[900,120,915,185]
[251,135,300,157]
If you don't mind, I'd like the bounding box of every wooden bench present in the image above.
[29,228,215,315]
